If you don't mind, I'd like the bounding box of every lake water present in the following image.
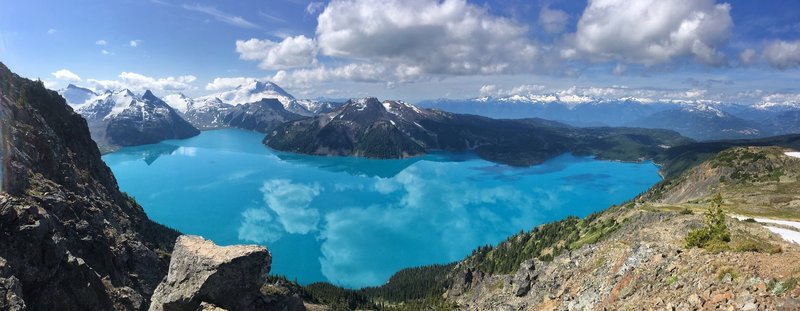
[102,129,661,288]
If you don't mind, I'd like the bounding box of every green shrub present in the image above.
[685,193,730,249]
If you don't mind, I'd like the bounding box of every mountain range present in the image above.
[419,96,800,141]
[75,89,199,149]
[59,81,334,150]
[5,61,800,309]
[266,97,692,166]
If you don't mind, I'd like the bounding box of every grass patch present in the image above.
[716,267,739,281]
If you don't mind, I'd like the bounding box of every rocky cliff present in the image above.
[0,62,181,310]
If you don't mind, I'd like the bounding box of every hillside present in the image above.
[627,105,765,141]
[265,97,692,166]
[295,146,800,310]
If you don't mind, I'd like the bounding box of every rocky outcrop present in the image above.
[0,62,179,310]
[149,235,305,311]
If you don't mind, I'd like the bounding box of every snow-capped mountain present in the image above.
[265,97,690,164]
[76,89,199,148]
[626,104,765,140]
[160,94,235,129]
[162,93,194,113]
[198,81,312,116]
[296,99,345,114]
[221,98,304,133]
[58,84,97,107]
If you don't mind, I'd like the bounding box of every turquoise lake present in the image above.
[102,129,661,288]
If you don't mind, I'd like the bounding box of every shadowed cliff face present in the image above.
[0,62,179,310]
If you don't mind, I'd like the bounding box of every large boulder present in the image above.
[149,235,300,311]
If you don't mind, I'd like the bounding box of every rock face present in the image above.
[76,89,199,149]
[182,97,234,130]
[0,62,179,310]
[221,98,304,133]
[150,235,304,311]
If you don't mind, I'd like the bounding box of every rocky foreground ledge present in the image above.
[149,235,305,311]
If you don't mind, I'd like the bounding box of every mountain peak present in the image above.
[142,89,157,100]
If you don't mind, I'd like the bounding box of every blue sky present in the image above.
[1,0,799,103]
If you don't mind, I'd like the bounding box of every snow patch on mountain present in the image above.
[199,80,311,115]
[58,84,97,107]
[163,93,193,113]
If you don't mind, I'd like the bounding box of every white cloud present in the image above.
[129,40,142,47]
[479,84,497,97]
[260,179,321,234]
[539,6,569,34]
[182,4,260,29]
[101,49,113,55]
[236,35,317,70]
[47,29,56,35]
[564,0,732,66]
[306,1,325,15]
[205,76,258,91]
[51,69,82,82]
[87,72,196,93]
[481,84,548,97]
[763,40,800,69]
[238,208,284,243]
[95,39,107,46]
[739,48,757,65]
[612,63,627,75]
[315,0,538,76]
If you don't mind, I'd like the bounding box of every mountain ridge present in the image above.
[265,97,692,167]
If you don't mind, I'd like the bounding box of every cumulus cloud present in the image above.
[539,6,569,34]
[315,0,538,76]
[95,39,107,45]
[101,49,113,55]
[205,76,259,91]
[762,40,800,69]
[236,36,317,70]
[269,63,394,88]
[47,29,56,35]
[564,0,732,66]
[51,69,81,82]
[261,179,322,234]
[739,48,757,66]
[87,72,196,93]
[478,84,497,97]
[129,40,142,47]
